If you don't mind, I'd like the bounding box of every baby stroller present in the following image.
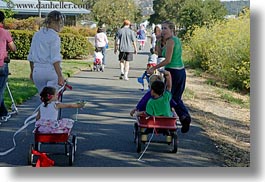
[93,58,104,72]
[93,47,104,72]
[6,82,18,115]
[0,81,19,122]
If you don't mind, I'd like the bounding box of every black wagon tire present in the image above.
[34,142,40,151]
[133,123,138,143]
[69,143,74,166]
[171,133,178,153]
[136,131,142,153]
[72,135,77,155]
[28,144,34,166]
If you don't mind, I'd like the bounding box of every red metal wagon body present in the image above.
[134,114,178,153]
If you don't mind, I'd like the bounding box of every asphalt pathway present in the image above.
[0,43,223,167]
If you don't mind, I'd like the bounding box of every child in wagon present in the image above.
[131,70,177,117]
[35,86,85,133]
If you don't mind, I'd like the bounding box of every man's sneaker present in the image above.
[119,73,124,80]
[180,115,191,133]
[124,76,129,81]
[0,114,11,122]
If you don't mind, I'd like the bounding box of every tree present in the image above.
[92,0,141,30]
[149,0,227,38]
[179,0,227,38]
[1,0,15,18]
[149,0,185,26]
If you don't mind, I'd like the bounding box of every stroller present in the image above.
[0,81,18,122]
[93,58,104,72]
[6,82,18,115]
[93,47,104,72]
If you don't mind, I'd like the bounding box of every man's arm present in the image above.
[7,41,16,52]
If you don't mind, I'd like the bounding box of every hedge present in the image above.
[9,30,94,60]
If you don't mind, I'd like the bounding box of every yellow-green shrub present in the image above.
[184,11,250,91]
[5,17,40,31]
[61,26,97,37]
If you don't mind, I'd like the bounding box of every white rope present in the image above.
[0,111,38,156]
[137,116,156,162]
[137,128,155,162]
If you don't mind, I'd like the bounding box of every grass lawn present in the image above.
[4,59,92,111]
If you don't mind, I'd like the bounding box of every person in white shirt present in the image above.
[28,10,65,94]
[94,27,108,66]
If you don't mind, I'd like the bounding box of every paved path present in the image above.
[0,44,223,167]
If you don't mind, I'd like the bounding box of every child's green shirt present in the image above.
[146,91,172,117]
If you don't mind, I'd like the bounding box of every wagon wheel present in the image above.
[68,143,74,166]
[136,130,142,153]
[72,135,77,155]
[171,133,178,153]
[34,142,40,151]
[28,144,34,166]
[133,123,138,143]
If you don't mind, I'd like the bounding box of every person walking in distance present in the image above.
[94,27,108,69]
[114,20,137,81]
[28,10,65,94]
[0,11,17,121]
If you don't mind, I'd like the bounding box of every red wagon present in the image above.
[28,128,77,166]
[28,82,77,166]
[133,114,178,153]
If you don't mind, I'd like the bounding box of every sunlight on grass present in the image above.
[183,88,196,100]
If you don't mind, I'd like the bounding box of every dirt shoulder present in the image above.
[184,69,250,167]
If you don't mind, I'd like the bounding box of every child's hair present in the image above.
[40,86,56,107]
[149,74,163,86]
[150,48,154,54]
[151,80,165,96]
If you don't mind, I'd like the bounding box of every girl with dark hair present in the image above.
[28,10,65,94]
[35,86,85,133]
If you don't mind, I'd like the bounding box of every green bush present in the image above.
[9,30,34,59]
[9,30,94,60]
[184,10,250,91]
[60,33,93,59]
